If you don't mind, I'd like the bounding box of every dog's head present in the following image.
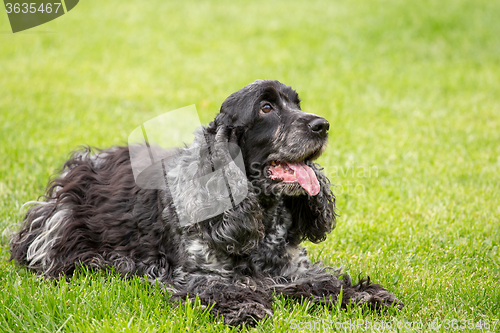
[202,80,335,248]
[212,80,330,197]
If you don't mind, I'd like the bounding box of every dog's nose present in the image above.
[308,118,329,137]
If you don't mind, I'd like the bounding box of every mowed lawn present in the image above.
[1,0,499,331]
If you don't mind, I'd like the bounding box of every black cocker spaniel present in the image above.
[10,80,403,326]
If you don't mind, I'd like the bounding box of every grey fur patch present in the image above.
[26,207,69,271]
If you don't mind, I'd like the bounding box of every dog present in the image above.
[10,80,403,326]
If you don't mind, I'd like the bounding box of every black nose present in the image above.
[308,118,329,137]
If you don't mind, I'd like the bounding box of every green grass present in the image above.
[1,0,499,331]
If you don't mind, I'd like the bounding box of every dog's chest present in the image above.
[260,205,291,251]
[249,203,296,273]
[182,204,296,277]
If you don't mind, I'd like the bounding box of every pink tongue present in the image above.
[288,162,321,196]
[269,162,320,196]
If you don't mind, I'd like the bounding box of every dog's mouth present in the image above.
[262,142,326,196]
[266,160,320,196]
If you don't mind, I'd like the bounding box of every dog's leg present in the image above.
[173,274,273,327]
[274,272,403,310]
[344,276,404,310]
[273,249,403,310]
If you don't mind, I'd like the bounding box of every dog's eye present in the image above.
[261,104,272,114]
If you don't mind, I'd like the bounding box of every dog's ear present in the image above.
[199,191,264,256]
[284,163,336,243]
[187,123,264,256]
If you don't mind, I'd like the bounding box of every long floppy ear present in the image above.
[199,189,264,256]
[188,121,264,256]
[284,162,336,243]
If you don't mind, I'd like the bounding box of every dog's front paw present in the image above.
[349,278,404,310]
[219,302,273,327]
[354,289,404,310]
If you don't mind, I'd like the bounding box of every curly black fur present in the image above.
[10,80,403,326]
